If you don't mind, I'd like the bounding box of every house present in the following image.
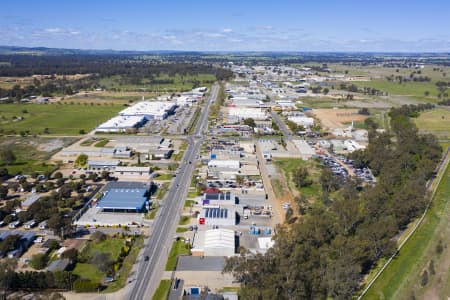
[48,259,70,272]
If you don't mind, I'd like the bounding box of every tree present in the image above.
[30,253,48,270]
[0,149,16,165]
[75,154,88,167]
[421,270,429,286]
[292,166,309,189]
[243,118,256,128]
[53,171,63,179]
[90,251,114,275]
[61,248,78,263]
[0,185,8,199]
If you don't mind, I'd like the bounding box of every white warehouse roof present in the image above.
[119,101,176,120]
[204,229,235,257]
[96,115,145,132]
[208,160,240,169]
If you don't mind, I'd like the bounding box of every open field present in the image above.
[0,136,76,175]
[363,161,450,300]
[0,74,91,89]
[414,108,450,139]
[353,79,440,102]
[0,103,122,135]
[311,108,368,129]
[273,158,322,200]
[99,73,215,92]
[73,263,104,283]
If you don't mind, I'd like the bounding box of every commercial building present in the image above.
[287,116,315,128]
[95,181,150,213]
[113,166,152,181]
[88,160,120,171]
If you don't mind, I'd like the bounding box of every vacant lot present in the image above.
[363,161,450,300]
[414,108,450,139]
[0,103,122,135]
[311,108,368,129]
[0,136,76,175]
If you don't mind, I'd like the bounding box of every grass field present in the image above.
[353,79,440,102]
[165,239,190,271]
[152,280,172,300]
[363,161,450,300]
[0,136,76,175]
[414,108,450,138]
[73,263,105,283]
[104,236,144,292]
[87,239,125,261]
[273,158,322,199]
[0,103,122,135]
[99,73,215,92]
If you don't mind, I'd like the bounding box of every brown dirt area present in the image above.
[311,108,368,129]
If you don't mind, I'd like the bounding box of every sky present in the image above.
[1,0,449,52]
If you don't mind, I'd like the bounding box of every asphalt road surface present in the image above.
[128,84,219,300]
[270,111,292,138]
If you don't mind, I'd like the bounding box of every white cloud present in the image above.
[45,28,64,33]
[223,28,233,33]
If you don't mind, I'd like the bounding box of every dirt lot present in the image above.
[311,108,368,129]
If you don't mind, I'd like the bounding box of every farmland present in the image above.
[414,108,450,138]
[0,103,122,135]
[352,79,440,102]
[99,73,215,92]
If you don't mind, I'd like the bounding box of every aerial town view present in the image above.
[0,1,449,300]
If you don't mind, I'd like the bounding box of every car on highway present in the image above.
[144,255,149,261]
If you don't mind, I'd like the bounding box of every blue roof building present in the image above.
[96,182,149,213]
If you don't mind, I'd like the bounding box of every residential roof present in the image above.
[48,259,70,272]
[22,194,41,207]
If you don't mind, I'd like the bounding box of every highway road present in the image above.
[128,84,219,300]
[270,111,292,138]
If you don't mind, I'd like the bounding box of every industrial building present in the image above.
[119,101,177,120]
[96,115,146,133]
[191,229,236,257]
[88,160,120,171]
[95,181,150,213]
[227,107,268,121]
[198,206,236,226]
[292,139,316,160]
[202,192,237,205]
[287,115,315,127]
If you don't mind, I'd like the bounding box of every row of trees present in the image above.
[224,106,442,299]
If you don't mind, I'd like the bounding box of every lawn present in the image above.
[178,216,191,225]
[73,263,104,283]
[165,239,190,271]
[414,108,450,138]
[0,103,122,135]
[363,161,450,299]
[152,280,172,300]
[94,138,109,147]
[155,182,170,200]
[352,79,439,102]
[184,200,196,207]
[104,236,144,292]
[176,227,189,233]
[86,238,125,261]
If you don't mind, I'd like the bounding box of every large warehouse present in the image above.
[191,229,236,257]
[96,182,150,213]
[119,101,177,120]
